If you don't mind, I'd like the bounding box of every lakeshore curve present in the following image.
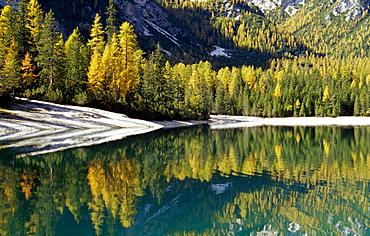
[1,98,370,157]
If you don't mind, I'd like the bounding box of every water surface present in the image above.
[0,125,369,235]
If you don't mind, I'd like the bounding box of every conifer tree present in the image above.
[214,67,231,114]
[87,52,104,97]
[241,66,257,89]
[140,44,167,117]
[0,38,20,96]
[105,0,117,41]
[169,62,188,117]
[26,0,44,45]
[322,86,330,101]
[14,0,32,58]
[229,67,244,114]
[20,52,38,87]
[273,83,282,98]
[35,10,64,91]
[101,35,117,102]
[114,22,141,99]
[87,14,105,52]
[87,14,105,97]
[186,66,212,119]
[0,5,16,47]
[0,13,7,71]
[64,28,90,103]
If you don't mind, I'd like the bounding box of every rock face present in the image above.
[115,0,184,38]
[245,0,306,15]
[246,0,369,19]
[331,0,370,21]
[114,0,189,51]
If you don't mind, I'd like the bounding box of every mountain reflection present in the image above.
[0,126,370,235]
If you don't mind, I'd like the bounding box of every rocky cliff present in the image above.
[246,0,370,19]
[245,0,305,15]
[114,0,192,52]
[331,0,370,21]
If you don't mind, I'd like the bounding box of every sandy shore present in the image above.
[1,98,370,157]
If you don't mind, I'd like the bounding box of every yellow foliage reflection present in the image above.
[0,166,18,236]
[323,139,331,157]
[20,170,38,200]
[87,155,143,234]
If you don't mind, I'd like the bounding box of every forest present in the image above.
[0,0,369,119]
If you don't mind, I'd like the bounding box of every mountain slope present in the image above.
[30,0,303,67]
[256,0,370,57]
[36,0,196,56]
[2,0,369,64]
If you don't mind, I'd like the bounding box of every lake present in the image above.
[0,125,370,235]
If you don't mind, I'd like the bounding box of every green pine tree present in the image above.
[64,28,90,104]
[105,0,117,41]
[35,10,65,101]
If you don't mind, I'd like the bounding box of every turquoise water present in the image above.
[1,125,370,235]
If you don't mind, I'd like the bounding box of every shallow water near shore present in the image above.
[1,125,370,235]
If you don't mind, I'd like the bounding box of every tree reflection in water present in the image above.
[0,126,369,235]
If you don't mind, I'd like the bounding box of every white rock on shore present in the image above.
[0,98,163,157]
[0,98,162,132]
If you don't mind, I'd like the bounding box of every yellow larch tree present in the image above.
[241,65,257,89]
[322,86,331,101]
[0,38,20,95]
[26,0,44,41]
[87,14,105,51]
[87,14,105,97]
[114,22,141,99]
[20,52,38,85]
[274,83,282,98]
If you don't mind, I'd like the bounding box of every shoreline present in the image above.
[153,115,370,129]
[208,115,370,129]
[1,99,370,157]
[2,99,370,133]
[0,98,163,157]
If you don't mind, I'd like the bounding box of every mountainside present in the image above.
[247,0,369,18]
[245,0,306,15]
[274,0,370,57]
[2,0,367,65]
[32,0,209,65]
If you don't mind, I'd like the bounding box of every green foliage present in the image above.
[64,28,90,103]
[0,38,20,96]
[72,91,92,105]
[44,86,63,103]
[35,10,64,91]
[138,44,168,118]
[105,0,117,41]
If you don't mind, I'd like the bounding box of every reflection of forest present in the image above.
[0,126,370,235]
